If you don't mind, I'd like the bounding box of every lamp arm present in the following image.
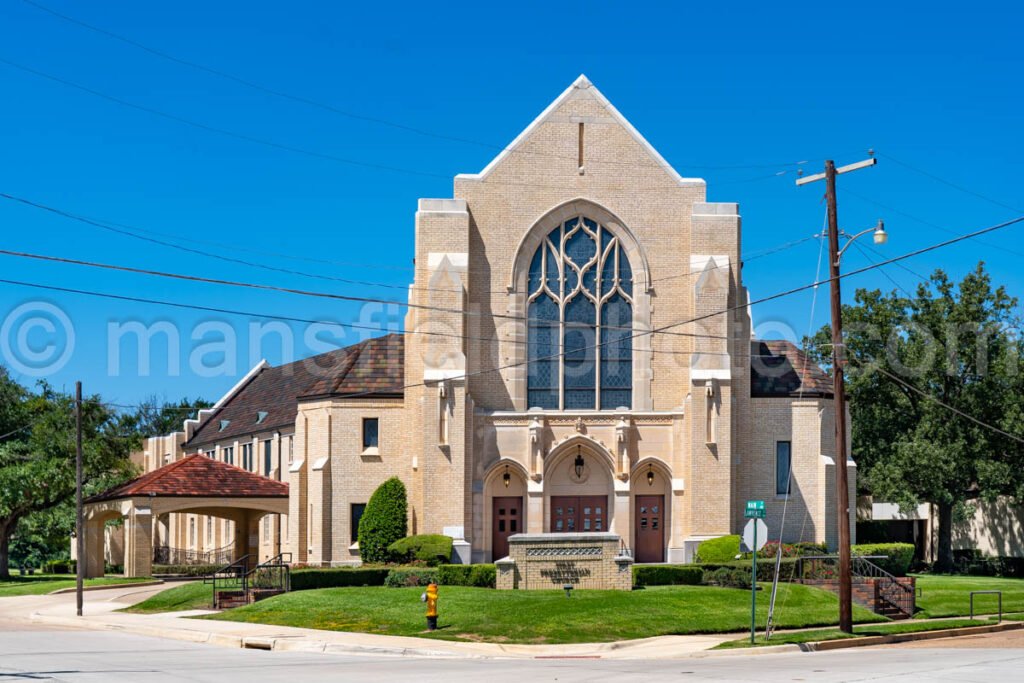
[836,226,880,263]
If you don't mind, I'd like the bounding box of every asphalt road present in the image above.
[1,629,1023,682]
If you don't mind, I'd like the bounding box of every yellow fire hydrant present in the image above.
[423,582,439,630]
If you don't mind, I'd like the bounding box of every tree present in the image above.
[0,376,139,578]
[357,477,408,564]
[131,395,212,438]
[806,263,1023,571]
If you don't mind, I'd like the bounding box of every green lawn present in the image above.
[203,584,885,644]
[914,575,1024,618]
[715,617,995,649]
[121,581,212,613]
[0,574,151,598]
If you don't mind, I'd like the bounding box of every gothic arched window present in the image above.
[527,217,633,410]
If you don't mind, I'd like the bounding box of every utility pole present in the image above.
[75,380,84,617]
[796,155,877,633]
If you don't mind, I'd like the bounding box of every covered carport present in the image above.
[82,454,288,578]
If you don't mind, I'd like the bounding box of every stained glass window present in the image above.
[526,216,633,410]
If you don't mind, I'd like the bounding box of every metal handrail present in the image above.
[970,590,1002,623]
[796,554,914,618]
[204,554,252,608]
[154,542,235,566]
[246,552,292,594]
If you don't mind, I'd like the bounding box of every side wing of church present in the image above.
[133,76,854,568]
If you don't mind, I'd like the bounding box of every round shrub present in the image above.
[695,535,741,563]
[357,477,408,564]
[388,534,453,566]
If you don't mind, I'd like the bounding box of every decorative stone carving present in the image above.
[528,414,545,477]
[615,412,631,479]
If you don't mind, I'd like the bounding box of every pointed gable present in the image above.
[456,75,704,187]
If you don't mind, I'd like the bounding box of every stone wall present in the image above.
[496,533,632,590]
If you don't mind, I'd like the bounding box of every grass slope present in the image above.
[715,617,994,649]
[0,574,151,598]
[121,581,212,613]
[914,575,1024,618]
[204,584,884,644]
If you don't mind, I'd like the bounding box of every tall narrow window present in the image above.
[351,503,367,544]
[223,446,234,466]
[241,443,253,471]
[526,217,633,410]
[776,441,792,496]
[362,418,379,450]
[438,387,449,445]
[263,439,273,476]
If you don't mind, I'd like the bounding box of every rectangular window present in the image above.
[263,440,273,476]
[223,446,234,466]
[241,443,253,471]
[351,503,366,544]
[288,435,294,464]
[362,418,379,450]
[776,441,792,496]
[205,449,215,459]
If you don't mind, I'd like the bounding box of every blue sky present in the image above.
[0,0,1021,407]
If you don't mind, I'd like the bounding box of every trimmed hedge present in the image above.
[384,567,439,587]
[699,558,801,583]
[290,567,390,590]
[43,560,74,574]
[152,564,221,577]
[358,477,408,564]
[852,543,914,576]
[632,564,703,587]
[695,535,741,563]
[388,535,453,566]
[436,564,497,588]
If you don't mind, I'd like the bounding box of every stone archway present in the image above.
[543,438,617,535]
[482,459,529,561]
[629,458,672,563]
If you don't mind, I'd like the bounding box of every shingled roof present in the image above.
[186,334,404,449]
[750,340,833,398]
[87,454,288,502]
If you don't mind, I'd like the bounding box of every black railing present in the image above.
[204,554,252,608]
[796,554,914,618]
[154,543,235,566]
[246,552,292,596]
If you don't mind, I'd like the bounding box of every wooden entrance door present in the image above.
[635,495,665,563]
[492,496,522,560]
[550,496,607,533]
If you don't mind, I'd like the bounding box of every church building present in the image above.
[131,76,854,571]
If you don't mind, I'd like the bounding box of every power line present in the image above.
[323,212,1024,400]
[865,365,1024,445]
[18,0,818,174]
[0,276,735,354]
[878,153,1024,215]
[0,246,726,340]
[0,190,813,294]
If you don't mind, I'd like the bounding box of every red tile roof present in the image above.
[186,334,404,449]
[87,454,288,502]
[750,340,833,398]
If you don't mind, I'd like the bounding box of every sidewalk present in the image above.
[13,584,738,660]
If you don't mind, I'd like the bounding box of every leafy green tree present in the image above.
[807,263,1022,571]
[357,477,408,564]
[0,377,139,578]
[130,395,212,438]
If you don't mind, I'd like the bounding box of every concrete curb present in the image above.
[800,621,1024,652]
[48,581,165,595]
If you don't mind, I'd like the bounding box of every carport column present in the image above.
[245,512,261,561]
[123,502,153,578]
[83,516,106,578]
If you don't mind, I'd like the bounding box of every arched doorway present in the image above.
[544,439,615,534]
[483,460,528,561]
[631,458,672,563]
